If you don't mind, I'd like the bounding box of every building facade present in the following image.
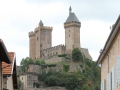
[29,7,92,62]
[97,15,120,90]
[20,72,39,90]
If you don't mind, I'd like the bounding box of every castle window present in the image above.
[69,30,70,32]
[56,52,58,54]
[41,44,42,47]
[37,37,38,41]
[69,35,70,37]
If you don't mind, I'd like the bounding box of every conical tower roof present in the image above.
[39,20,43,26]
[65,6,80,23]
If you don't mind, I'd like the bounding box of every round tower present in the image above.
[64,6,81,54]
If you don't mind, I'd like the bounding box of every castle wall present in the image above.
[41,45,65,58]
[40,29,52,50]
[35,27,41,59]
[29,32,36,60]
[80,48,92,60]
[74,25,80,48]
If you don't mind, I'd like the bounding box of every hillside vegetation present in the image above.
[19,48,101,90]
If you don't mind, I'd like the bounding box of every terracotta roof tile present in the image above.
[2,52,15,75]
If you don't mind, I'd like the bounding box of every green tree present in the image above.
[81,84,91,90]
[20,57,34,72]
[72,48,82,62]
[63,64,70,73]
[18,78,21,90]
[34,59,45,65]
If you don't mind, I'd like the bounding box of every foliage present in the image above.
[81,84,91,90]
[20,57,45,72]
[37,58,101,90]
[47,64,56,67]
[20,56,101,90]
[34,59,45,65]
[58,54,67,57]
[20,57,34,72]
[63,64,70,72]
[35,82,41,88]
[72,48,83,62]
[18,78,21,90]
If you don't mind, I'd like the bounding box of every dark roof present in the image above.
[0,39,11,63]
[65,12,80,23]
[39,20,43,25]
[96,15,120,65]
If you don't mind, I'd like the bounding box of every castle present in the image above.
[28,6,92,63]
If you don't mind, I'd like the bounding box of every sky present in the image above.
[0,0,120,65]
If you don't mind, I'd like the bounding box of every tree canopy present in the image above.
[72,48,83,62]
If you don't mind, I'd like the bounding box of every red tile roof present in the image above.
[2,52,15,75]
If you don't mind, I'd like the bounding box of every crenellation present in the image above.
[41,26,53,30]
[28,31,35,37]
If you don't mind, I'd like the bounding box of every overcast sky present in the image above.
[0,0,120,65]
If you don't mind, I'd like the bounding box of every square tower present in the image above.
[64,6,81,54]
[29,20,52,60]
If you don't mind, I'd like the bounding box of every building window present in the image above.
[29,76,30,79]
[41,44,42,47]
[69,30,70,32]
[22,77,23,80]
[69,35,70,37]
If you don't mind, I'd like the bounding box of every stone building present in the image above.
[20,72,39,90]
[28,6,92,62]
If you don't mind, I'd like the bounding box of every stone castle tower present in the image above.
[64,6,81,54]
[29,6,92,61]
[29,21,52,60]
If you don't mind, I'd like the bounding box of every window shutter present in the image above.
[112,67,114,90]
[117,56,120,87]
[101,81,104,90]
[103,81,104,90]
[108,73,111,90]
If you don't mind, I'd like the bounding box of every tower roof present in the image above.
[65,6,80,23]
[39,20,44,26]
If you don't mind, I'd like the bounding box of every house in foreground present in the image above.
[97,15,120,90]
[2,52,18,90]
[0,39,11,90]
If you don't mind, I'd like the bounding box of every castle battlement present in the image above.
[40,44,66,58]
[64,21,81,28]
[41,26,53,30]
[29,31,35,37]
[41,44,65,52]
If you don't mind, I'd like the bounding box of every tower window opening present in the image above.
[69,35,70,37]
[37,37,38,41]
[69,30,70,32]
[40,44,42,47]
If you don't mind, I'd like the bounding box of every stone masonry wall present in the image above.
[41,45,65,58]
